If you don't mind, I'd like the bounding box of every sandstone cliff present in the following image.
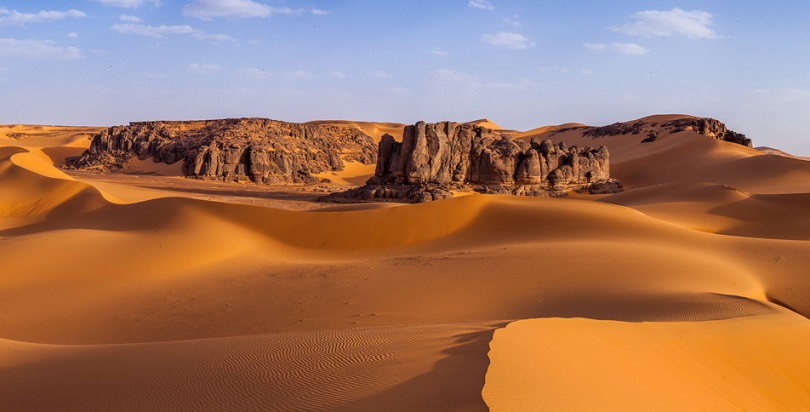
[327,121,621,202]
[65,118,377,184]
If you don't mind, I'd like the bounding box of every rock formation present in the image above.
[552,117,752,147]
[326,121,621,203]
[65,118,377,184]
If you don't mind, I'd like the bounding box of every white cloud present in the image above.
[67,32,79,38]
[310,8,331,16]
[583,42,607,52]
[112,23,197,38]
[331,70,346,78]
[367,70,392,79]
[192,32,235,42]
[187,63,223,74]
[236,67,310,79]
[468,0,495,10]
[612,8,719,39]
[584,42,649,55]
[503,15,521,28]
[611,42,649,55]
[112,23,234,41]
[481,32,535,49]
[0,38,82,60]
[92,0,160,9]
[0,8,85,26]
[431,47,448,57]
[119,14,142,22]
[182,0,301,20]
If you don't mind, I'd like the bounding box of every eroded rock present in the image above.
[326,121,621,203]
[65,118,377,184]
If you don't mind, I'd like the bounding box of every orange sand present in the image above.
[0,118,809,411]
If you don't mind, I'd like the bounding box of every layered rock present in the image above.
[327,121,621,203]
[65,118,377,184]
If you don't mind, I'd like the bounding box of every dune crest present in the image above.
[2,114,810,411]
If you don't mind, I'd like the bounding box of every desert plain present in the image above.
[1,115,810,411]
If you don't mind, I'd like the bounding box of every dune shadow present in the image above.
[337,324,506,412]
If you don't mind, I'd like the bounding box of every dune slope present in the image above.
[1,116,810,411]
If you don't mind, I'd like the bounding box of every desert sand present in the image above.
[1,117,809,411]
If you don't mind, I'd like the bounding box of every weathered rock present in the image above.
[661,117,752,147]
[554,116,752,147]
[325,121,621,203]
[65,118,377,184]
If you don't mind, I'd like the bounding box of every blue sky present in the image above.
[1,1,809,154]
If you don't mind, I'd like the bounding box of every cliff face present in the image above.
[65,118,377,184]
[328,121,621,203]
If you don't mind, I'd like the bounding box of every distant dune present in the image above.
[1,115,809,411]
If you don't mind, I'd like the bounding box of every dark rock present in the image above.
[557,116,753,147]
[325,121,621,203]
[65,118,378,184]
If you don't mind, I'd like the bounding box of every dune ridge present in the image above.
[1,114,810,411]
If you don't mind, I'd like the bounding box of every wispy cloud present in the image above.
[502,15,521,28]
[236,67,310,79]
[92,0,160,9]
[330,70,346,78]
[584,42,649,55]
[539,66,573,74]
[187,63,223,74]
[612,8,720,39]
[310,8,331,16]
[67,32,79,38]
[119,14,142,22]
[433,68,537,92]
[481,32,535,49]
[753,88,810,104]
[468,0,495,11]
[0,8,85,26]
[0,38,82,60]
[431,47,449,57]
[366,70,392,79]
[182,0,301,20]
[112,23,234,41]
[113,23,196,38]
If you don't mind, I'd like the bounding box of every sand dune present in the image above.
[1,116,810,411]
[0,323,495,412]
[484,311,810,411]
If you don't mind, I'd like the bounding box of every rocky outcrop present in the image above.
[326,121,621,203]
[65,118,377,184]
[554,117,752,147]
[660,118,752,147]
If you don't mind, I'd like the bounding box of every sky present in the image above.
[1,1,809,155]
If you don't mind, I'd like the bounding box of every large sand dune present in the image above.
[1,119,809,410]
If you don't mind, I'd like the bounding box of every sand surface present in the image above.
[1,119,809,411]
